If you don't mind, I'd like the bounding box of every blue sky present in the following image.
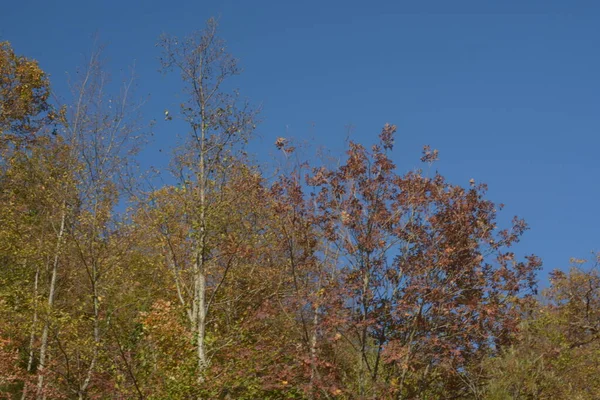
[2,0,599,283]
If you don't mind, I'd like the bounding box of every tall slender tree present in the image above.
[56,45,143,399]
[156,17,257,386]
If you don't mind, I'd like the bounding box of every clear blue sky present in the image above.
[2,0,599,283]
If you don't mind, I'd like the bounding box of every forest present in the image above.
[1,17,599,400]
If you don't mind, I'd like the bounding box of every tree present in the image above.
[0,45,68,398]
[0,44,146,399]
[155,17,257,387]
[264,153,344,399]
[0,22,557,400]
[48,45,144,399]
[0,131,79,399]
[306,125,541,398]
[0,41,52,143]
[485,256,600,399]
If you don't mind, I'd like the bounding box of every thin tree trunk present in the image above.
[78,195,104,399]
[36,204,67,400]
[309,304,320,399]
[78,262,100,399]
[195,109,208,385]
[20,259,36,400]
[196,262,207,380]
[358,266,370,396]
[26,259,38,371]
[194,219,208,380]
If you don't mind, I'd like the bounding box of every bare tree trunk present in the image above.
[195,111,208,385]
[192,246,208,384]
[20,259,36,400]
[36,204,66,400]
[79,262,100,398]
[26,260,37,371]
[358,267,370,396]
[309,305,320,399]
[195,261,207,382]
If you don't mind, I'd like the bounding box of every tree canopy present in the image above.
[0,20,597,400]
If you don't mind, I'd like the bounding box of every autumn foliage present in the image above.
[0,23,597,400]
